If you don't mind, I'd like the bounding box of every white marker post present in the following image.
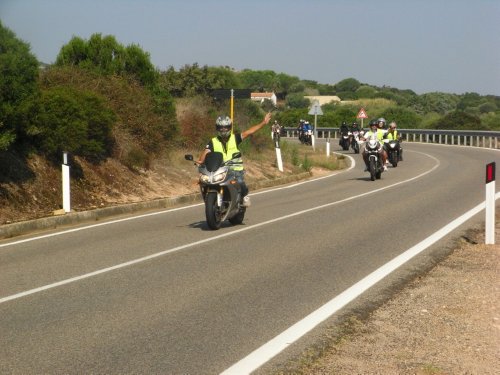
[326,136,330,157]
[274,140,284,172]
[485,162,496,244]
[62,151,71,213]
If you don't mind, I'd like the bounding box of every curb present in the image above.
[0,172,312,240]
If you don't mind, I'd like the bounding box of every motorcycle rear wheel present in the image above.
[205,192,222,230]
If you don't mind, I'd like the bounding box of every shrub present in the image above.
[30,87,115,160]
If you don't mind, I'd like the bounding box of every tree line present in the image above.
[1,21,498,165]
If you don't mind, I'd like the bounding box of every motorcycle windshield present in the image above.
[205,152,224,172]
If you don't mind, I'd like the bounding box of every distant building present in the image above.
[304,95,341,105]
[250,92,277,106]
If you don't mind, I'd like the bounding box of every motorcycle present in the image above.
[351,130,361,154]
[303,128,313,145]
[272,128,281,144]
[383,139,401,167]
[339,131,350,151]
[185,152,246,230]
[364,136,384,181]
[300,128,313,145]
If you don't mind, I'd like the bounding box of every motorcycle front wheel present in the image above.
[390,152,398,167]
[205,192,223,230]
[369,158,376,181]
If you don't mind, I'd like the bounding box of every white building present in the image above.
[250,92,277,106]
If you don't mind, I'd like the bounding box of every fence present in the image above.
[283,128,500,149]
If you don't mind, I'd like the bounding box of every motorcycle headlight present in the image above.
[212,171,227,183]
[199,174,210,183]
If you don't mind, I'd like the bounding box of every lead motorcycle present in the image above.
[364,136,384,181]
[185,152,246,230]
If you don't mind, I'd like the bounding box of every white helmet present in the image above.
[216,115,232,139]
[377,117,386,128]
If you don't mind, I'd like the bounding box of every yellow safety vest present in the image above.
[211,134,244,171]
[387,130,398,140]
[365,129,385,143]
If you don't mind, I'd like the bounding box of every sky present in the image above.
[1,0,499,96]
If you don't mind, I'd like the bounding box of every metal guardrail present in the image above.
[283,128,500,149]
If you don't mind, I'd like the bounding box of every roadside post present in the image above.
[485,162,496,244]
[62,151,71,213]
[308,100,323,151]
[326,134,331,157]
[274,138,284,172]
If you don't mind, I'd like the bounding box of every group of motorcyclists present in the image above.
[339,117,403,171]
[189,113,403,228]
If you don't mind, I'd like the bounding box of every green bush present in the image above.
[431,110,486,130]
[379,107,422,128]
[30,87,115,160]
[124,146,150,170]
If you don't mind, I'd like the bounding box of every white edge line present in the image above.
[0,153,355,248]
[0,151,435,304]
[220,192,499,375]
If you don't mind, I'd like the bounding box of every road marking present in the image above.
[0,152,437,304]
[221,190,500,375]
[0,154,357,249]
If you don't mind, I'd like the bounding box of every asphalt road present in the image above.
[0,143,498,374]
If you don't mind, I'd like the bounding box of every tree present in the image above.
[237,69,278,92]
[412,92,459,115]
[286,93,310,109]
[334,78,361,93]
[0,21,40,150]
[432,110,485,130]
[56,33,158,86]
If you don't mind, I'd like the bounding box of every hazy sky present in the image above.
[2,0,499,96]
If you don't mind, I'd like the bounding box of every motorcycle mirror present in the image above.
[185,154,193,161]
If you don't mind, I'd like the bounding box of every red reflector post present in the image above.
[486,162,496,184]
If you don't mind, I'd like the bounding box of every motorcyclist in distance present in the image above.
[350,121,361,133]
[340,121,349,134]
[386,121,403,161]
[339,121,350,147]
[196,112,272,206]
[361,119,388,171]
[271,120,282,142]
[297,119,305,142]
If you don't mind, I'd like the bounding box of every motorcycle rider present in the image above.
[339,121,350,147]
[297,119,305,143]
[350,121,361,133]
[303,121,312,144]
[377,117,388,135]
[386,121,403,161]
[271,120,282,142]
[196,112,272,206]
[361,119,388,171]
